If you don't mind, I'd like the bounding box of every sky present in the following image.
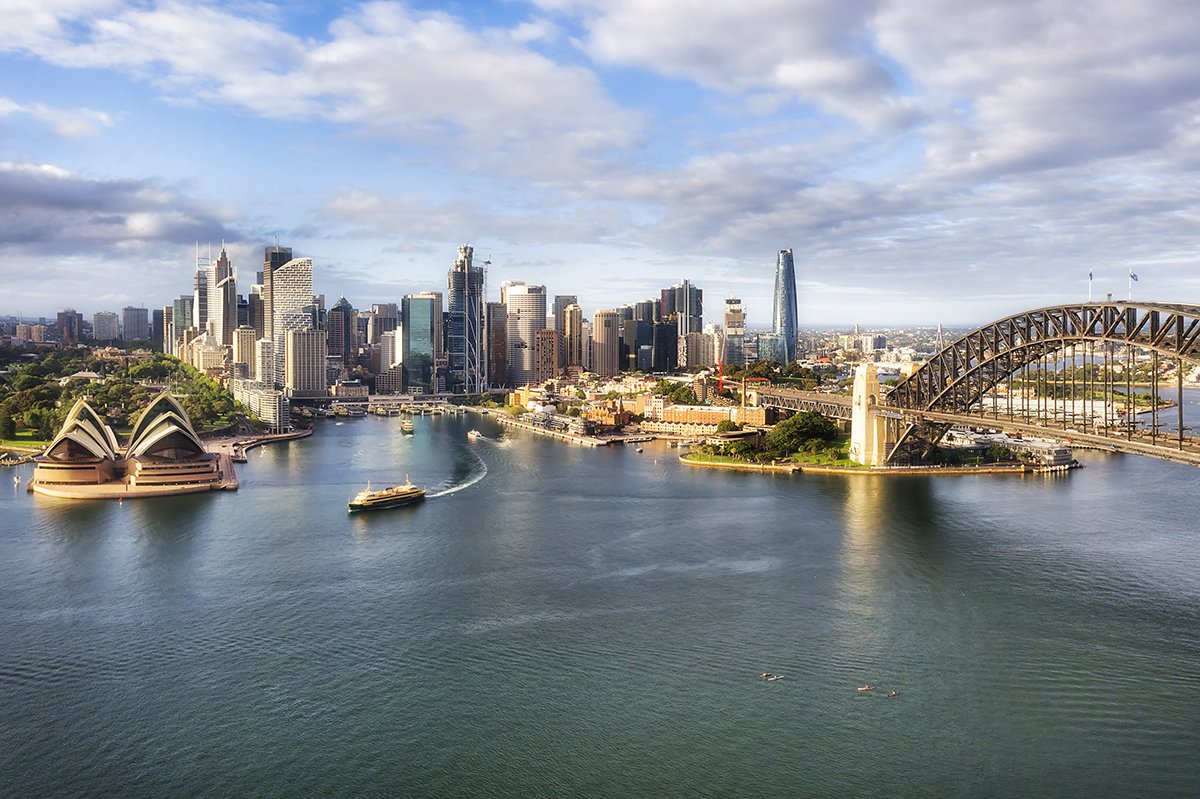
[2,0,1200,328]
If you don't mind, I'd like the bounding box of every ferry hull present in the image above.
[348,493,425,512]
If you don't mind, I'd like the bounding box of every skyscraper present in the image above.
[380,330,399,372]
[534,329,559,384]
[675,280,703,336]
[563,304,584,368]
[327,297,357,367]
[261,244,293,345]
[592,310,620,378]
[172,296,194,353]
[285,329,328,396]
[57,309,82,345]
[92,311,119,342]
[233,326,258,379]
[255,339,274,386]
[152,308,165,345]
[270,257,313,386]
[122,307,149,341]
[772,249,798,364]
[723,297,745,367]
[486,302,507,387]
[501,281,547,387]
[209,245,237,346]
[402,292,443,394]
[447,244,485,393]
[193,246,209,332]
[553,295,577,368]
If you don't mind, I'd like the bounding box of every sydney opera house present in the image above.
[29,392,228,498]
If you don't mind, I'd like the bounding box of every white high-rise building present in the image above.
[233,326,258,379]
[271,258,314,386]
[381,330,400,370]
[256,339,275,386]
[500,281,546,387]
[285,328,328,396]
[92,311,119,341]
[209,245,237,346]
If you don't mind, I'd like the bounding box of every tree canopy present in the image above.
[765,411,839,455]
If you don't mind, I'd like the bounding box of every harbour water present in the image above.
[2,412,1199,797]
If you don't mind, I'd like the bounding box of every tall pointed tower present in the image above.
[772,249,798,364]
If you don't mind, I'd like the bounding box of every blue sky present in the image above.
[3,0,1200,327]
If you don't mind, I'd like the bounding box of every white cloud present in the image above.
[541,0,919,129]
[0,160,235,249]
[0,96,114,137]
[1,0,640,178]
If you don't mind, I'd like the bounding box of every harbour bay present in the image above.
[2,412,1199,797]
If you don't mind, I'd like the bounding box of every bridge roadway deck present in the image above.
[884,407,1200,468]
[753,386,1200,467]
[753,387,854,419]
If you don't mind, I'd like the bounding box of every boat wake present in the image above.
[427,446,488,499]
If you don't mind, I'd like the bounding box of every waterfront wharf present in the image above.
[494,414,607,446]
[678,454,1039,476]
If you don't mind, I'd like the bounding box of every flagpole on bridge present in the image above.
[1088,271,1093,303]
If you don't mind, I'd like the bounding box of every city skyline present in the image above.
[3,1,1199,325]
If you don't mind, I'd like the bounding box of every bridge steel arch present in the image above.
[883,302,1200,463]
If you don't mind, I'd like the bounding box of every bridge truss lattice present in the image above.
[884,302,1200,465]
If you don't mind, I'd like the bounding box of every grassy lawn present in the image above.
[683,452,757,465]
[784,438,868,468]
[1,431,50,449]
[685,439,871,469]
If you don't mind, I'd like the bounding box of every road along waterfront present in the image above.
[2,411,1199,797]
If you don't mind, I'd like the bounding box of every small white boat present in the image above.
[467,429,482,440]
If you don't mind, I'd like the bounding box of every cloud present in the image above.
[0,161,235,251]
[5,0,1200,324]
[0,96,114,137]
[874,0,1200,181]
[541,0,919,130]
[319,187,632,245]
[2,0,640,179]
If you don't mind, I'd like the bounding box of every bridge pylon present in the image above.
[849,363,892,466]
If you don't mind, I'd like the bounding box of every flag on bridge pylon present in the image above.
[1130,271,1139,282]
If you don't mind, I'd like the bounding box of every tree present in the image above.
[782,363,819,384]
[766,411,838,455]
[715,420,742,433]
[0,399,15,440]
[983,445,1012,463]
[726,441,755,459]
[670,386,698,405]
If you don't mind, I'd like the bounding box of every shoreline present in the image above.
[24,427,314,500]
[679,454,1036,476]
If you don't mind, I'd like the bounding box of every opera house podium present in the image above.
[30,392,223,499]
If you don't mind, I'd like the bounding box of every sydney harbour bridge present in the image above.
[749,302,1200,468]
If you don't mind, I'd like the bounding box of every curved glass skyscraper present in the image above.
[772,249,798,364]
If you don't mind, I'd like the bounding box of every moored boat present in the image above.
[348,477,426,511]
